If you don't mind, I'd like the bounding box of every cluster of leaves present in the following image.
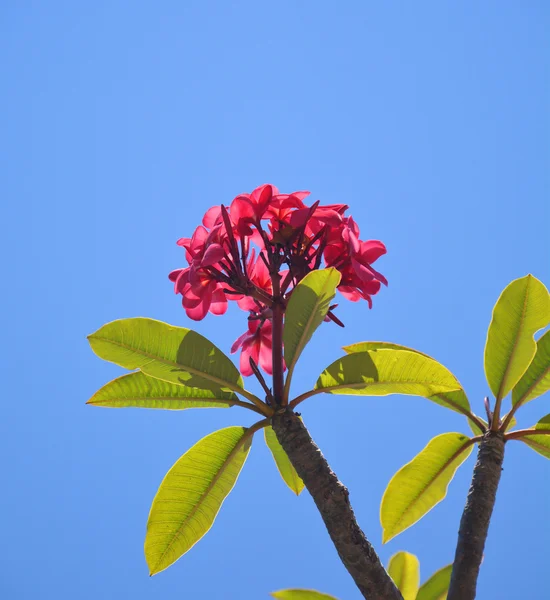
[87,272,549,582]
[272,551,452,600]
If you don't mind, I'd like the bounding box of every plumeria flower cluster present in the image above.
[169,184,387,377]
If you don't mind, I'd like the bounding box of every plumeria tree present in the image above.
[88,184,550,600]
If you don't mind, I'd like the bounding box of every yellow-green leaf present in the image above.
[520,413,550,459]
[416,564,452,600]
[88,317,245,395]
[315,350,463,403]
[512,330,550,407]
[284,268,341,386]
[381,433,473,543]
[484,275,550,401]
[264,426,304,495]
[145,426,252,575]
[387,551,420,600]
[87,372,236,409]
[343,343,471,416]
[271,590,338,600]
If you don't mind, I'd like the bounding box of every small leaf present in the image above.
[381,433,473,543]
[145,426,252,575]
[416,564,452,600]
[270,590,339,600]
[520,413,550,459]
[484,275,550,401]
[315,350,463,407]
[284,268,341,379]
[87,372,236,409]
[512,330,550,407]
[344,343,472,417]
[264,426,304,495]
[387,551,420,600]
[88,318,244,394]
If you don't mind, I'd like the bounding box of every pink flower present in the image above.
[231,318,274,376]
[169,267,227,321]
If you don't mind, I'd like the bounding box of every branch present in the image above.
[271,410,403,600]
[448,431,505,600]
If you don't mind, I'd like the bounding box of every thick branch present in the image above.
[272,410,403,600]
[448,431,505,600]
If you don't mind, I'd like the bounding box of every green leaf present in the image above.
[520,413,550,459]
[270,590,338,600]
[387,551,420,600]
[468,415,487,436]
[341,344,471,416]
[145,426,252,575]
[284,268,341,382]
[87,372,237,409]
[512,330,550,407]
[484,275,550,401]
[264,426,304,495]
[88,317,244,394]
[315,350,463,407]
[416,564,452,600]
[381,433,473,543]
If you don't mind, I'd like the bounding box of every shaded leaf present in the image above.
[284,268,341,380]
[484,275,550,401]
[416,564,452,600]
[264,426,304,495]
[512,330,550,407]
[271,590,338,600]
[520,413,550,459]
[387,551,420,600]
[87,372,236,409]
[341,344,470,416]
[381,433,473,543]
[145,426,252,575]
[88,317,244,394]
[315,350,463,407]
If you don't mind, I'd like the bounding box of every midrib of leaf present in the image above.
[388,438,474,534]
[515,365,550,407]
[151,430,252,573]
[88,397,236,406]
[496,283,530,401]
[90,334,246,396]
[284,275,335,398]
[320,381,462,393]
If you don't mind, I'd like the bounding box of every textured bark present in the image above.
[272,410,403,600]
[448,431,505,600]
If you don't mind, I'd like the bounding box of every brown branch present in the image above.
[271,409,403,600]
[448,431,505,600]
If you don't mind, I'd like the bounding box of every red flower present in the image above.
[169,267,227,321]
[231,318,274,377]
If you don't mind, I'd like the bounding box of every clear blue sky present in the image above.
[2,2,549,599]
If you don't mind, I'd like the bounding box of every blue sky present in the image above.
[2,2,549,599]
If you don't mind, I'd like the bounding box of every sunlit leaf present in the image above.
[264,426,304,495]
[284,268,341,383]
[381,433,473,543]
[145,426,252,575]
[520,413,550,459]
[416,564,452,600]
[87,372,236,409]
[270,590,338,600]
[512,330,550,407]
[315,350,463,409]
[484,275,550,401]
[88,317,244,394]
[387,551,419,600]
[342,344,471,416]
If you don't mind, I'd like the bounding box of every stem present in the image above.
[271,272,285,406]
[505,428,550,440]
[271,410,403,600]
[448,431,505,600]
